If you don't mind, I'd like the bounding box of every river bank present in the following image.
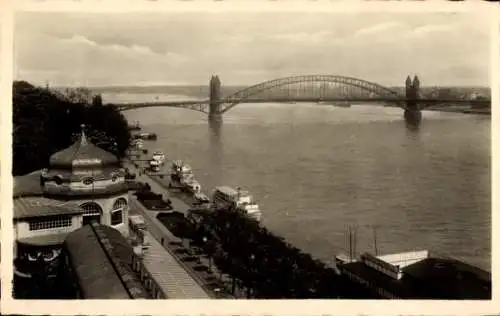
[124,156,250,298]
[125,145,359,298]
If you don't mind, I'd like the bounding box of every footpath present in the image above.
[124,156,245,298]
[131,203,211,299]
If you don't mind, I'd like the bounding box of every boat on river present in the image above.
[128,121,141,131]
[184,179,201,194]
[331,102,352,108]
[212,186,262,222]
[149,159,161,172]
[169,160,195,189]
[131,139,144,149]
[152,151,166,165]
[193,192,210,205]
[135,132,158,141]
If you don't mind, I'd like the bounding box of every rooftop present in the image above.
[18,232,70,247]
[13,170,44,198]
[63,224,150,299]
[339,251,491,299]
[14,196,83,220]
[139,229,211,299]
[403,257,491,298]
[49,124,119,169]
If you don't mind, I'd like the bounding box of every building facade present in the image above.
[13,125,131,295]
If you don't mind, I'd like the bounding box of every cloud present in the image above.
[353,22,408,38]
[58,34,188,63]
[62,34,98,47]
[218,34,258,44]
[15,31,191,85]
[269,31,332,44]
[14,12,490,87]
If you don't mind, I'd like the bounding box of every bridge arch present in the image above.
[219,75,404,114]
[114,75,408,114]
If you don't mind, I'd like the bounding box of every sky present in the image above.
[14,11,491,87]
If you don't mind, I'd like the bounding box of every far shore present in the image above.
[425,107,491,115]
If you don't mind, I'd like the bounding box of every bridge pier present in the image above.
[404,75,422,128]
[209,75,222,121]
[404,109,422,128]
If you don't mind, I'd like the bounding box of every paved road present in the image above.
[133,210,211,299]
[125,157,243,298]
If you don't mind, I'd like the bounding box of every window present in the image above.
[82,177,94,185]
[81,202,102,226]
[54,175,64,185]
[111,198,127,225]
[29,215,72,231]
[111,210,123,225]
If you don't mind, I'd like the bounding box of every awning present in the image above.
[17,232,70,247]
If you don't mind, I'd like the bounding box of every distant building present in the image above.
[14,124,130,280]
[336,250,491,299]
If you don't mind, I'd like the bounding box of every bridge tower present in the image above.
[209,75,222,120]
[404,75,422,127]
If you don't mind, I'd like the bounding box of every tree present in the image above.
[187,206,350,299]
[13,81,131,176]
[61,87,93,104]
[92,94,103,106]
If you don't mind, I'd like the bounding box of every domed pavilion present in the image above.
[40,124,130,235]
[13,124,130,281]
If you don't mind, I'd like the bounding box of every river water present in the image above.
[118,93,491,272]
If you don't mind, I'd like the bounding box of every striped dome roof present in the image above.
[49,124,119,169]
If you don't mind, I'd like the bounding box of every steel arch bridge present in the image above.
[115,75,406,114]
[218,75,404,114]
[114,74,490,116]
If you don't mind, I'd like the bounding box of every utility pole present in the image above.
[348,226,352,261]
[352,225,357,260]
[346,225,358,262]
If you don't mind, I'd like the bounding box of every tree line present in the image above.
[185,207,362,299]
[13,81,131,176]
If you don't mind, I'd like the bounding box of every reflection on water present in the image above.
[124,101,491,271]
[208,118,223,186]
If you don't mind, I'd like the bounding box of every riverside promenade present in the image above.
[123,156,242,298]
[129,197,212,299]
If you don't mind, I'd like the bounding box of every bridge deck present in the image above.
[114,98,490,111]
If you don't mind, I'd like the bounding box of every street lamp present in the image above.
[202,236,212,272]
[248,253,255,298]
